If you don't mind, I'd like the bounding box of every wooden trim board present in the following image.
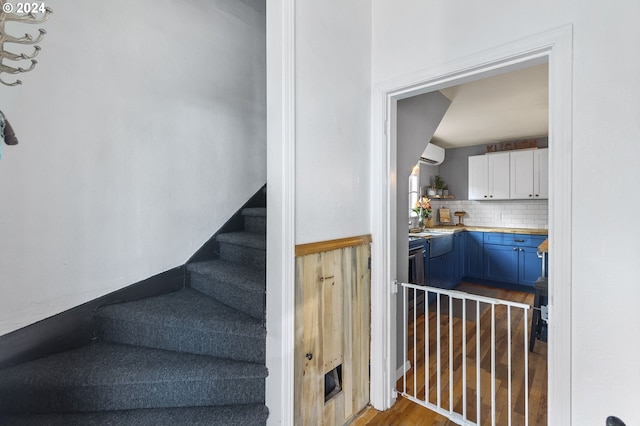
[295,234,372,257]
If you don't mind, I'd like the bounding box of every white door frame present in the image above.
[370,26,573,425]
[265,0,296,425]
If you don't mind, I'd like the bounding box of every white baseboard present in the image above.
[396,359,411,381]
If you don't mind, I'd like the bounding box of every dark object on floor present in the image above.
[529,277,548,351]
[606,416,626,426]
[0,111,19,145]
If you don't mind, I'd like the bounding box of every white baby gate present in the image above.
[398,282,531,426]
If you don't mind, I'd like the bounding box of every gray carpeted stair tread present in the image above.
[1,404,269,425]
[188,259,265,294]
[188,259,266,320]
[242,207,266,217]
[217,232,266,269]
[0,342,267,414]
[97,289,264,338]
[242,208,267,234]
[96,289,265,362]
[217,232,266,250]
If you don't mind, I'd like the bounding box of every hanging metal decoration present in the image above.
[0,0,52,86]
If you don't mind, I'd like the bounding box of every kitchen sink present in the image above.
[408,230,456,257]
[427,233,454,258]
[410,231,451,238]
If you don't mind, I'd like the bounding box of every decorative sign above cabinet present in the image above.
[486,139,538,153]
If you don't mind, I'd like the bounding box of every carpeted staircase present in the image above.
[0,207,268,425]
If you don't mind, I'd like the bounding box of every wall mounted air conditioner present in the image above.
[419,143,445,165]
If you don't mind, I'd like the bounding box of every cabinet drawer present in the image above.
[483,232,547,247]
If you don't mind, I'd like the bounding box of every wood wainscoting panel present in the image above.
[294,253,324,425]
[295,239,371,426]
[322,249,343,373]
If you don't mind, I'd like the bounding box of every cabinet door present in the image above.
[454,233,465,283]
[510,150,535,199]
[429,253,456,290]
[468,155,488,200]
[484,244,519,283]
[443,253,457,289]
[518,246,543,286]
[488,152,510,199]
[429,256,445,289]
[464,232,484,279]
[534,148,549,199]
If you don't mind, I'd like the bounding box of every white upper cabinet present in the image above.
[468,152,510,200]
[468,155,487,200]
[509,148,549,199]
[469,148,548,200]
[510,150,536,199]
[534,148,549,199]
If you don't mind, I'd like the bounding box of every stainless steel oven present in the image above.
[408,238,426,315]
[409,244,425,286]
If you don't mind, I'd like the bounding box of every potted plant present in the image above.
[443,185,449,197]
[435,175,444,196]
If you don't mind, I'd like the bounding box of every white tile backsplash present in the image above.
[430,199,548,229]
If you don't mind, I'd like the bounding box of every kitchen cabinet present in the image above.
[519,246,544,286]
[483,233,546,287]
[429,252,456,290]
[484,243,519,283]
[454,232,465,283]
[468,152,510,200]
[510,148,548,199]
[463,232,484,279]
[534,149,549,199]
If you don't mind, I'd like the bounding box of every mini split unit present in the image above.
[419,143,445,165]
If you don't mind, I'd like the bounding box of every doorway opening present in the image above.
[369,27,573,426]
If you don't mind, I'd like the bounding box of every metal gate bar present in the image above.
[399,283,530,426]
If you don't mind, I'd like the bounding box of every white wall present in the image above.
[0,0,266,336]
[265,1,371,423]
[373,1,640,424]
[395,92,450,370]
[294,0,372,245]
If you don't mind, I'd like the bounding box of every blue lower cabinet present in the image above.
[519,246,542,286]
[454,233,465,282]
[429,256,443,289]
[484,244,519,283]
[429,253,457,290]
[464,232,484,279]
[482,233,545,287]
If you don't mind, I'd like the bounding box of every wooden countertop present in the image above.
[419,225,548,236]
[538,238,549,253]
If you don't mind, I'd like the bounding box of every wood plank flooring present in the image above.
[350,284,547,426]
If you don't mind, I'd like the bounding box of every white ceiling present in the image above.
[431,63,549,149]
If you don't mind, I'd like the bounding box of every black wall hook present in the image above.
[0,110,19,146]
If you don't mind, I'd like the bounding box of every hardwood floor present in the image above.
[350,284,547,426]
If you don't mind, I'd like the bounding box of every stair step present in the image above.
[217,232,266,269]
[188,259,265,320]
[243,208,266,234]
[242,207,266,217]
[0,342,267,414]
[0,404,268,426]
[96,289,265,363]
